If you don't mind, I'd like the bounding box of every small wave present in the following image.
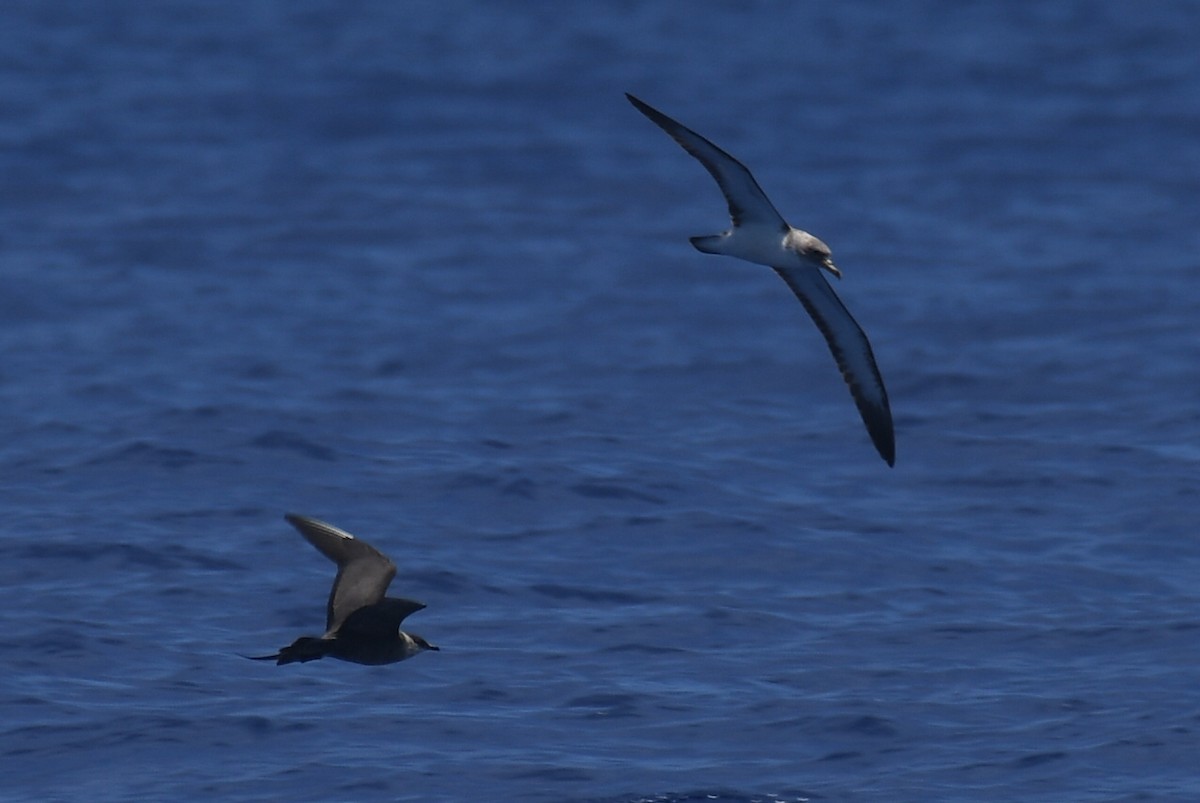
[248,430,337,461]
[583,791,815,803]
[565,692,641,719]
[1010,751,1068,769]
[530,583,657,605]
[570,483,666,504]
[16,540,239,571]
[82,440,237,470]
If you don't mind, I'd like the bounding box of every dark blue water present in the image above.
[3,2,1198,800]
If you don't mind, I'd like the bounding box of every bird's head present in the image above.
[410,634,439,653]
[788,229,841,278]
[807,239,841,279]
[818,254,841,278]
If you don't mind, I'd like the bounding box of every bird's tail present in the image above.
[689,234,726,255]
[244,636,328,666]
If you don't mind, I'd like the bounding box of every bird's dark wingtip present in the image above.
[871,427,896,467]
[625,93,660,121]
[855,400,895,468]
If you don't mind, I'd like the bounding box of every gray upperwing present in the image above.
[284,514,397,632]
[626,93,787,230]
[772,265,895,466]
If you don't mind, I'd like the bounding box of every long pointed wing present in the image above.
[627,93,786,229]
[337,598,426,639]
[772,265,895,466]
[284,514,397,633]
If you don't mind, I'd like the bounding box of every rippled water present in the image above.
[3,2,1198,801]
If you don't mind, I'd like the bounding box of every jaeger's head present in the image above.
[410,633,439,653]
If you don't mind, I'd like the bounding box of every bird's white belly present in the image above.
[718,226,792,267]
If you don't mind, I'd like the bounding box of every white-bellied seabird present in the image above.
[627,93,895,466]
[247,514,438,666]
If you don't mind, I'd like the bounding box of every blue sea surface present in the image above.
[2,2,1199,800]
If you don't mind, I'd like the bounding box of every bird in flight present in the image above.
[627,93,895,466]
[247,514,439,665]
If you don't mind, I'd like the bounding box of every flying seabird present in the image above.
[626,93,895,466]
[247,514,439,666]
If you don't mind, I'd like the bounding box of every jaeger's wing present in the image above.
[337,598,426,639]
[284,514,397,633]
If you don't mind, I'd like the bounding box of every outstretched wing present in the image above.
[284,514,397,633]
[772,265,895,466]
[337,598,427,639]
[627,93,787,229]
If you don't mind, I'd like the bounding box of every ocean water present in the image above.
[2,1,1198,800]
